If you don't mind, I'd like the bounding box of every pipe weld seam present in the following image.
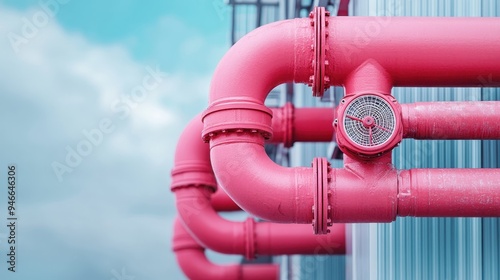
[202,100,273,142]
[312,157,332,234]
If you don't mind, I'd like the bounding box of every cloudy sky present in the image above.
[0,0,232,279]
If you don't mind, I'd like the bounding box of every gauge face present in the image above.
[342,95,396,148]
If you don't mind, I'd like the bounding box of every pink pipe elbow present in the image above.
[402,101,500,139]
[172,114,345,257]
[173,218,279,280]
[209,132,314,224]
[176,187,345,258]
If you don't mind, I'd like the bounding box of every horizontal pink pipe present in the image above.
[270,104,335,147]
[211,187,241,212]
[331,17,500,91]
[330,154,398,223]
[398,169,500,217]
[330,156,500,222]
[176,187,345,258]
[173,218,279,280]
[402,101,500,139]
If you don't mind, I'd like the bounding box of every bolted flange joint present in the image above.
[312,157,332,234]
[308,7,331,98]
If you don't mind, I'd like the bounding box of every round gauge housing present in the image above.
[335,93,402,158]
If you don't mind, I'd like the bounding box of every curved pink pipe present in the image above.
[173,217,279,280]
[172,114,345,258]
[402,101,500,139]
[176,186,345,258]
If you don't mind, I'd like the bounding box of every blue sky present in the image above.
[0,0,234,279]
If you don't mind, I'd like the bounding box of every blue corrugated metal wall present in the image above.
[344,1,500,279]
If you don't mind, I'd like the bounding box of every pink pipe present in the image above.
[176,187,345,259]
[398,169,500,217]
[202,14,500,232]
[172,114,345,258]
[332,156,500,222]
[209,133,314,224]
[333,17,500,92]
[402,101,500,139]
[203,16,500,142]
[173,217,279,280]
[337,0,350,16]
[270,103,334,147]
[211,187,241,212]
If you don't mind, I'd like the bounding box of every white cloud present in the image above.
[0,5,221,280]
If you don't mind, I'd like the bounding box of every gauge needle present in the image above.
[346,115,363,122]
[375,124,390,132]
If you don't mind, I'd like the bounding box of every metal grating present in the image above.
[343,95,396,147]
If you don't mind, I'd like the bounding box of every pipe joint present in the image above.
[312,157,333,234]
[202,98,273,142]
[172,218,202,252]
[171,162,216,191]
[309,7,332,97]
[270,103,295,147]
[331,155,398,222]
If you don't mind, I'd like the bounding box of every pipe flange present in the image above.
[308,7,331,98]
[312,157,331,234]
[201,100,273,142]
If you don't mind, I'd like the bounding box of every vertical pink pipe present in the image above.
[402,102,500,139]
[173,218,279,280]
